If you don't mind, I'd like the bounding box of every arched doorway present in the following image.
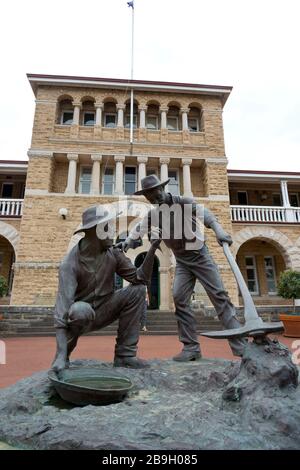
[135,252,160,310]
[0,235,15,300]
[236,238,288,306]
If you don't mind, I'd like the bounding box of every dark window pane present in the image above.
[84,112,95,126]
[237,192,248,205]
[62,111,73,125]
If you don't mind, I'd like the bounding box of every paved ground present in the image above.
[0,334,296,388]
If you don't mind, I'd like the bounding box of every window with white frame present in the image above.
[245,256,259,295]
[188,118,199,132]
[83,112,95,126]
[167,116,178,131]
[102,168,114,195]
[61,110,73,125]
[79,167,92,194]
[124,115,137,128]
[264,256,277,294]
[104,113,117,128]
[124,167,137,195]
[168,170,179,195]
[146,115,159,130]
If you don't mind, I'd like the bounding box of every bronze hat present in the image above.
[134,174,169,195]
[74,205,120,235]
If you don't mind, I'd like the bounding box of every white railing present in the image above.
[0,199,23,217]
[231,205,300,223]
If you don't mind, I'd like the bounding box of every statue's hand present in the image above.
[215,230,233,247]
[115,239,132,253]
[149,227,162,249]
[51,355,67,374]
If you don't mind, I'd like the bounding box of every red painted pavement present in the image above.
[0,334,296,388]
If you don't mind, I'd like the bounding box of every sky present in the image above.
[0,0,299,171]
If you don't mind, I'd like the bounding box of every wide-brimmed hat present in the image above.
[134,174,169,195]
[74,205,120,235]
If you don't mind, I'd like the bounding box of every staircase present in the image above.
[0,308,222,337]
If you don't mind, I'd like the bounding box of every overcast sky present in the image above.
[1,0,299,171]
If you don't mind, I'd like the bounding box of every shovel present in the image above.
[201,242,284,339]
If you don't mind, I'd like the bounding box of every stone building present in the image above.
[0,74,299,312]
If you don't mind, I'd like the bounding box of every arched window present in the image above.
[103,101,117,128]
[188,106,203,132]
[81,99,96,126]
[58,98,74,125]
[167,106,180,131]
[125,101,138,128]
[146,103,160,130]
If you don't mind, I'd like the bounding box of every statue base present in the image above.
[0,347,299,450]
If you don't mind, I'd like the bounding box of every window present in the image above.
[188,118,199,132]
[61,111,73,125]
[83,112,95,126]
[272,193,282,206]
[124,115,137,128]
[104,113,117,128]
[264,256,277,294]
[167,116,178,131]
[245,256,259,295]
[1,183,13,198]
[124,167,137,195]
[237,191,248,205]
[79,167,92,194]
[146,169,158,177]
[290,193,299,207]
[168,170,179,195]
[102,168,114,195]
[146,115,158,130]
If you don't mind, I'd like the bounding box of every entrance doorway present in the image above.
[135,252,160,309]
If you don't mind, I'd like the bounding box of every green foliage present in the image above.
[0,276,8,297]
[277,270,300,313]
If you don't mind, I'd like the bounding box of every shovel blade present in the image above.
[200,321,284,339]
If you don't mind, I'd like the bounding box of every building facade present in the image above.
[0,74,299,310]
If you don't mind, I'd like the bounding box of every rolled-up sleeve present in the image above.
[114,248,147,285]
[54,260,78,329]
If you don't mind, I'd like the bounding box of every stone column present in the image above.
[72,102,81,125]
[159,267,170,310]
[137,156,148,190]
[117,104,125,128]
[65,153,78,194]
[181,158,193,197]
[95,103,103,126]
[159,106,168,129]
[181,108,189,131]
[114,155,125,195]
[160,157,170,189]
[90,154,102,195]
[138,105,147,128]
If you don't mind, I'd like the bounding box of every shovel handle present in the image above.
[222,242,259,322]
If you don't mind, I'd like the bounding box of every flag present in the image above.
[127,1,134,8]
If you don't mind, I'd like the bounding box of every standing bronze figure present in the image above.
[121,175,246,361]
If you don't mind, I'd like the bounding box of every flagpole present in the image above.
[129,1,135,145]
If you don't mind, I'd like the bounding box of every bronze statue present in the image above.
[120,175,247,361]
[52,205,161,373]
